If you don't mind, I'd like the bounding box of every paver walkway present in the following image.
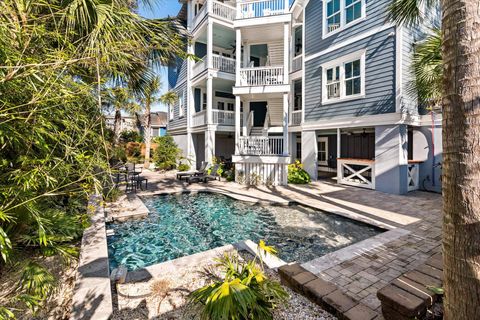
[137,170,442,317]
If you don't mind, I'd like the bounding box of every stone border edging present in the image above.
[278,263,379,320]
[70,195,112,320]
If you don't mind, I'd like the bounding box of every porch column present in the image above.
[187,132,197,170]
[302,130,318,180]
[235,28,241,86]
[375,125,409,194]
[283,22,289,84]
[337,128,341,158]
[207,20,213,69]
[235,96,241,154]
[206,75,213,125]
[283,93,289,156]
[205,129,215,164]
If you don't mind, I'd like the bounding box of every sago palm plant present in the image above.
[189,241,289,320]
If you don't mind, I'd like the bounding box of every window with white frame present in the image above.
[324,0,365,37]
[322,50,365,103]
[169,103,174,121]
[317,137,329,166]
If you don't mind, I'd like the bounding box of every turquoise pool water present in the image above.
[107,193,383,271]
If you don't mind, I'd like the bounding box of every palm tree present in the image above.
[441,1,480,318]
[160,90,179,124]
[139,76,162,169]
[104,87,139,144]
[389,1,480,317]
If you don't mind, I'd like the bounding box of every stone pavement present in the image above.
[137,170,443,318]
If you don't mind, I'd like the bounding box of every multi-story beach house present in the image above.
[167,0,442,195]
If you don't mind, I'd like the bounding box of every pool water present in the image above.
[107,193,383,271]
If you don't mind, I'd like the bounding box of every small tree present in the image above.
[152,135,182,170]
[138,76,162,169]
[160,90,178,122]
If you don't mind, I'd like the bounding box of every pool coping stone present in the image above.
[70,195,112,320]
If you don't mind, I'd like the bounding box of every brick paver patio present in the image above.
[138,170,442,318]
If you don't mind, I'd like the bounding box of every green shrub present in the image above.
[189,241,289,320]
[120,130,143,143]
[177,163,190,172]
[287,161,311,184]
[152,135,182,170]
[225,169,235,182]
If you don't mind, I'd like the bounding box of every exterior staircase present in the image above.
[250,127,265,136]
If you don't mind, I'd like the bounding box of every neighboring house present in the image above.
[139,112,168,137]
[105,115,139,132]
[167,0,442,194]
[105,111,168,137]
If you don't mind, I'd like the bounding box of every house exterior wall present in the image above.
[167,80,187,132]
[304,28,396,121]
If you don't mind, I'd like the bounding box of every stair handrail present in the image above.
[246,110,254,135]
[262,107,270,136]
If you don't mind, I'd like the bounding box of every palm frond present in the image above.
[387,0,439,26]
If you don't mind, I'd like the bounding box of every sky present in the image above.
[138,1,182,112]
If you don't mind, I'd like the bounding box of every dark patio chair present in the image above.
[177,161,208,180]
[187,164,221,184]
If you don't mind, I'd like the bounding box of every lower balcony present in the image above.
[192,54,236,78]
[237,136,284,156]
[191,110,236,127]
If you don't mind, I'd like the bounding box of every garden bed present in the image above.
[112,250,336,320]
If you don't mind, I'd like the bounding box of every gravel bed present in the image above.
[112,250,336,320]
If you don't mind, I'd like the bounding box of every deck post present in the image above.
[206,76,213,125]
[235,28,241,86]
[283,93,289,156]
[337,128,341,184]
[207,20,213,69]
[235,96,241,154]
[283,22,289,84]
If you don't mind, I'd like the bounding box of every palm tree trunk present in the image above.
[113,108,122,145]
[144,99,152,169]
[442,0,480,318]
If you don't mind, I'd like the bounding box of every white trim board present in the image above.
[305,24,395,63]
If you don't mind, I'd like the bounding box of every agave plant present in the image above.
[189,241,289,320]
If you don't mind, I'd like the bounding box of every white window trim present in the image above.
[179,89,185,118]
[322,0,367,39]
[317,137,329,166]
[321,50,366,105]
[169,103,174,121]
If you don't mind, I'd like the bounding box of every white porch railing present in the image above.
[237,0,287,19]
[192,5,207,29]
[192,55,207,78]
[337,158,375,190]
[237,136,284,156]
[239,66,284,86]
[213,110,235,125]
[213,54,235,73]
[291,55,303,73]
[192,110,206,127]
[192,1,235,29]
[407,162,420,192]
[212,1,236,21]
[291,110,302,126]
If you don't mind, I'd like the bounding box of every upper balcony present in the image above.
[192,54,236,79]
[192,0,237,31]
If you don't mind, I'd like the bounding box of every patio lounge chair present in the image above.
[176,161,208,180]
[187,164,221,184]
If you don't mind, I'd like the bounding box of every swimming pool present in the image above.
[107,193,383,271]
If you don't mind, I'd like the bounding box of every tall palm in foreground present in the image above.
[389,0,480,317]
[441,0,480,318]
[139,76,162,168]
